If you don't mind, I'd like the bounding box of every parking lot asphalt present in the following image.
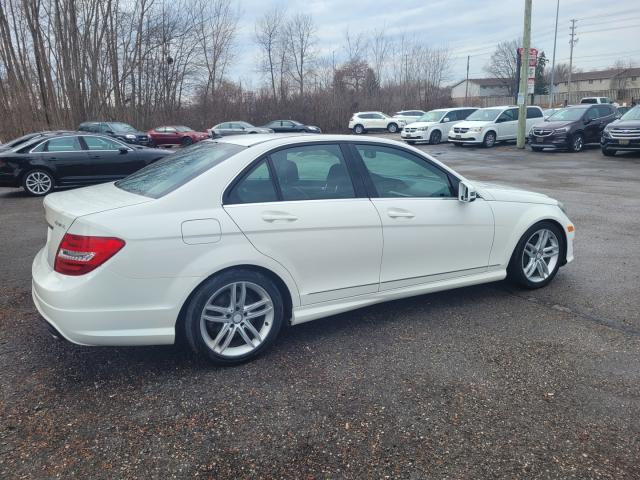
[1,139,639,479]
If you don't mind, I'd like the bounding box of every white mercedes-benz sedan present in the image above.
[32,134,575,364]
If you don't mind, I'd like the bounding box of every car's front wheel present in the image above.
[429,130,442,144]
[483,131,496,148]
[387,123,399,133]
[181,136,194,147]
[507,221,565,289]
[601,147,616,157]
[570,133,584,152]
[184,269,284,365]
[22,169,54,196]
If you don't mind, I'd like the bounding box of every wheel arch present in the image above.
[174,264,295,344]
[506,217,568,267]
[20,164,58,185]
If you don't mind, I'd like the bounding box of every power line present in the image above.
[576,8,638,21]
[580,24,640,35]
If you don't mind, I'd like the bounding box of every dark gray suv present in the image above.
[529,104,617,152]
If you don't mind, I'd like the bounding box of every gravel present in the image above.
[1,141,639,479]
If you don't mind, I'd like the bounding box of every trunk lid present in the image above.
[43,182,152,267]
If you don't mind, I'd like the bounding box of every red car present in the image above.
[147,126,210,147]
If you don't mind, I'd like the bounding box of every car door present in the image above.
[350,143,494,291]
[374,114,387,130]
[162,126,180,144]
[441,110,459,136]
[223,143,383,305]
[30,136,90,184]
[526,107,543,131]
[596,105,616,137]
[494,108,518,140]
[81,135,143,181]
[583,107,602,142]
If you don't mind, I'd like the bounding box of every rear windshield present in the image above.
[116,142,245,198]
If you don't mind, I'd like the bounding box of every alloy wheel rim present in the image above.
[200,281,274,358]
[486,133,495,147]
[573,136,583,151]
[355,126,363,134]
[25,172,52,195]
[521,228,560,283]
[389,124,397,133]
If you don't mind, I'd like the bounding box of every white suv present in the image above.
[401,107,477,144]
[349,112,406,134]
[448,105,544,147]
[392,110,426,124]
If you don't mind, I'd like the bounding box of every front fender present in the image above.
[488,201,574,267]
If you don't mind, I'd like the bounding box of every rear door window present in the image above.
[226,159,278,204]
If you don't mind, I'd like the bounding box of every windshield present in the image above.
[548,108,586,121]
[290,120,303,126]
[109,122,138,133]
[621,106,640,121]
[176,126,193,132]
[417,110,446,123]
[466,109,502,121]
[116,142,245,198]
[238,122,254,128]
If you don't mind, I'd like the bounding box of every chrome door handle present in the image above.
[387,208,415,219]
[261,211,298,222]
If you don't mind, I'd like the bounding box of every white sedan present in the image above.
[32,135,575,364]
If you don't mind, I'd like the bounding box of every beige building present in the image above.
[553,67,640,93]
[450,78,511,99]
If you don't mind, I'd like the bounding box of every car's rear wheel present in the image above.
[22,169,54,196]
[570,133,584,152]
[507,221,564,289]
[353,124,365,134]
[429,130,442,144]
[601,147,615,157]
[387,123,399,133]
[181,136,194,147]
[483,131,496,148]
[185,269,284,365]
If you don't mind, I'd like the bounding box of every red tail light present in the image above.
[54,234,125,276]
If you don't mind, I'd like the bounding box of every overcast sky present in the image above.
[228,0,640,87]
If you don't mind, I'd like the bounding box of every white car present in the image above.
[401,107,478,145]
[448,105,544,147]
[392,110,426,124]
[349,112,406,134]
[32,134,575,364]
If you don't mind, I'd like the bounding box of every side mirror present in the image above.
[458,181,477,203]
[105,130,114,135]
[442,117,450,123]
[119,147,129,154]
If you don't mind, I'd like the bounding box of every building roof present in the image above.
[555,67,640,84]
[451,77,510,89]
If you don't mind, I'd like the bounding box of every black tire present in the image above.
[569,133,584,152]
[482,131,497,148]
[429,130,442,145]
[507,221,565,289]
[184,268,284,365]
[353,124,365,135]
[387,123,399,133]
[453,142,464,147]
[601,147,615,157]
[531,146,543,152]
[22,169,54,196]
[147,139,157,148]
[406,140,416,145]
[181,136,194,147]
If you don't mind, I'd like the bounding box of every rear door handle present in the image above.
[261,211,298,222]
[387,208,415,219]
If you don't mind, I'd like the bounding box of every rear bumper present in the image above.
[31,248,183,346]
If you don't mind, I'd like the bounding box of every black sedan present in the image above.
[78,121,151,145]
[0,132,171,196]
[261,120,321,133]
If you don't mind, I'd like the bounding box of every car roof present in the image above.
[214,133,419,148]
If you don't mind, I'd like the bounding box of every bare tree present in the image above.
[285,13,315,97]
[369,27,392,86]
[484,39,520,95]
[255,6,284,100]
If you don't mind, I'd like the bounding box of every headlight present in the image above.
[553,127,569,134]
[125,134,136,139]
[602,129,611,138]
[469,127,484,133]
[528,127,534,135]
[557,201,568,215]
[417,127,428,131]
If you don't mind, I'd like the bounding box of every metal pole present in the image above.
[517,0,532,149]
[465,55,470,104]
[568,19,578,104]
[549,0,559,107]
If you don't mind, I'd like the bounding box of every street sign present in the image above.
[519,47,538,95]
[527,78,535,94]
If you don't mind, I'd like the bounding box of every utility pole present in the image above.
[464,55,470,103]
[567,19,578,103]
[516,0,532,149]
[548,0,560,107]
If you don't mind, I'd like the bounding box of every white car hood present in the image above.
[475,182,558,205]
[405,121,438,128]
[454,120,492,129]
